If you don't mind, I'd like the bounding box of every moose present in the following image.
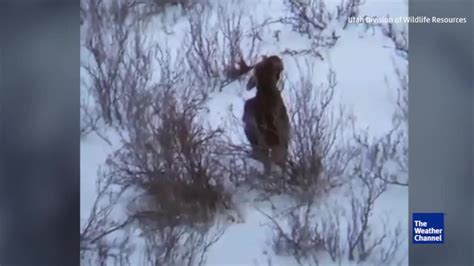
[241,55,290,173]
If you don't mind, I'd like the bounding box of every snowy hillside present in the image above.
[80,0,408,265]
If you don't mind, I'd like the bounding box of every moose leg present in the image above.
[244,123,269,164]
[262,154,272,175]
[249,143,264,160]
[270,145,286,164]
[243,98,262,161]
[270,145,288,175]
[255,141,272,175]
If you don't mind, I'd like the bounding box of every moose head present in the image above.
[246,55,284,91]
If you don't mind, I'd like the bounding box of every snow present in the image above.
[328,28,398,137]
[81,0,408,265]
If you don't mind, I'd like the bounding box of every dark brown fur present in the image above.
[242,55,290,170]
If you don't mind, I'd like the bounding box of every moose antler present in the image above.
[224,51,255,81]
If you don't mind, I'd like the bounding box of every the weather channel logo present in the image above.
[413,213,444,244]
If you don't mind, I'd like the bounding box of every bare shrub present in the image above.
[351,125,408,187]
[284,65,355,194]
[185,2,261,92]
[394,64,408,125]
[281,0,364,51]
[106,76,236,221]
[391,45,409,181]
[134,0,198,17]
[384,21,408,184]
[80,170,134,265]
[82,0,162,128]
[80,99,101,137]
[377,221,404,265]
[80,86,113,145]
[346,183,405,264]
[346,174,387,262]
[260,168,404,265]
[345,116,407,262]
[350,61,408,188]
[81,0,262,126]
[82,45,233,266]
[351,19,408,189]
[139,222,226,266]
[98,65,240,264]
[262,199,344,265]
[212,128,263,191]
[82,7,239,257]
[381,23,408,59]
[128,0,205,37]
[261,142,405,265]
[80,1,86,25]
[81,0,136,125]
[363,21,408,59]
[85,66,237,264]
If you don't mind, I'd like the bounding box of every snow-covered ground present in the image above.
[80,0,408,265]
